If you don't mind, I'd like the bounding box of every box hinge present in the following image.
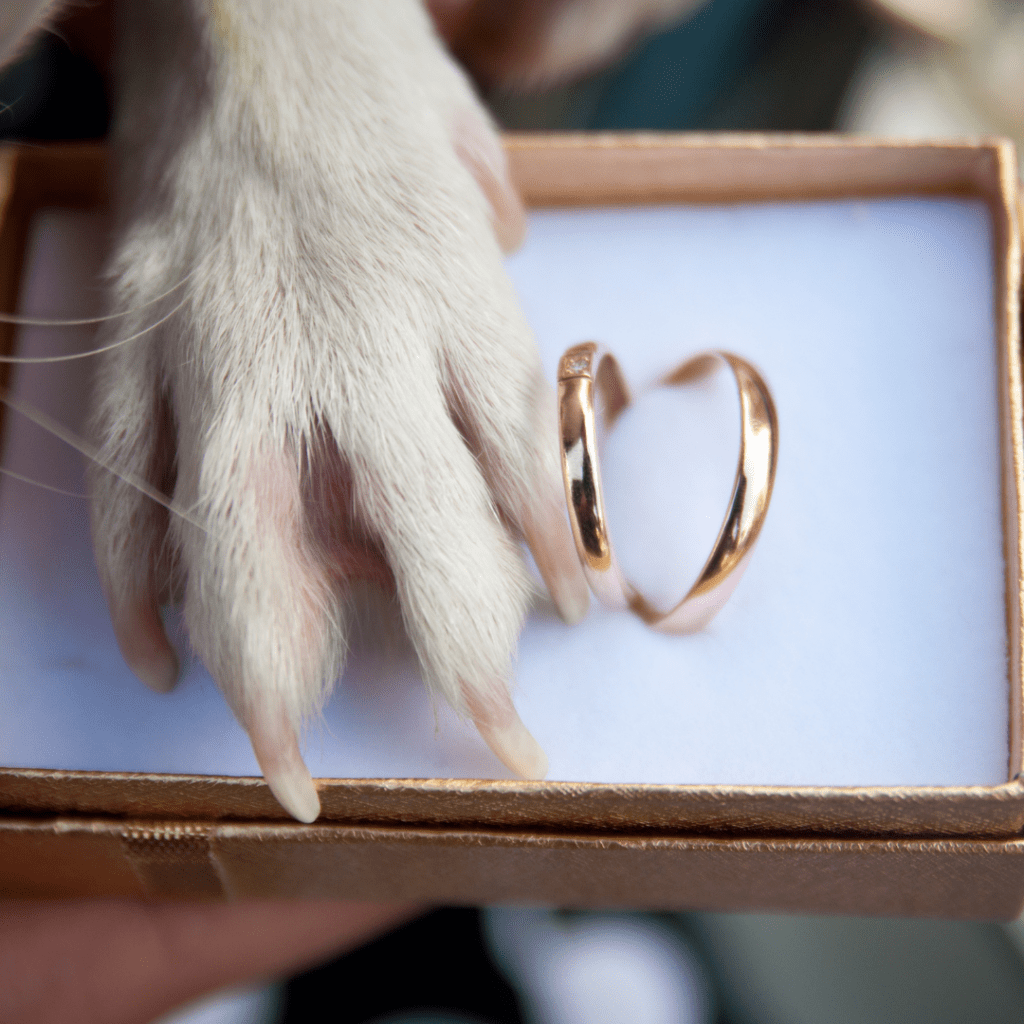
[120,823,225,899]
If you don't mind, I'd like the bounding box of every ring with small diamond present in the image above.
[556,342,778,633]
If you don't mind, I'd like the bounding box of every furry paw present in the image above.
[88,0,587,821]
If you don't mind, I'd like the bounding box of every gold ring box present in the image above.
[2,135,1023,917]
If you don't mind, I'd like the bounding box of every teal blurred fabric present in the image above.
[492,0,878,134]
[590,0,780,129]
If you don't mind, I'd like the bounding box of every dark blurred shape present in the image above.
[691,914,1024,1024]
[491,0,880,132]
[590,0,787,129]
[0,33,108,141]
[695,0,880,130]
[596,0,878,130]
[282,908,525,1024]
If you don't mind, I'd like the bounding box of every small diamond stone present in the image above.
[564,353,591,374]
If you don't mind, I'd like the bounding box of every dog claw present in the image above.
[249,712,321,823]
[476,707,549,780]
[111,601,180,694]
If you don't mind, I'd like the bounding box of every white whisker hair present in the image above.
[0,388,210,535]
[0,466,88,498]
[0,292,190,364]
[0,258,205,329]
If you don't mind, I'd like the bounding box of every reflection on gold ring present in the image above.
[556,343,778,634]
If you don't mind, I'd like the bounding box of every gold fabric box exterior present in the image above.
[2,135,1024,917]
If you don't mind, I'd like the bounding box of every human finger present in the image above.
[0,898,423,1024]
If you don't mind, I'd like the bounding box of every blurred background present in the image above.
[6,0,1024,1021]
[7,0,1024,143]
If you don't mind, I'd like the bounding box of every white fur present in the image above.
[0,0,698,821]
[89,0,592,820]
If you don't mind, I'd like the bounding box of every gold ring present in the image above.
[557,343,778,634]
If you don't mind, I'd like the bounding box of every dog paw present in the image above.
[88,0,586,821]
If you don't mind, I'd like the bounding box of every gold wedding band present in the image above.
[557,343,778,634]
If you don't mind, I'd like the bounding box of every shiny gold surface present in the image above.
[557,345,627,608]
[558,343,779,633]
